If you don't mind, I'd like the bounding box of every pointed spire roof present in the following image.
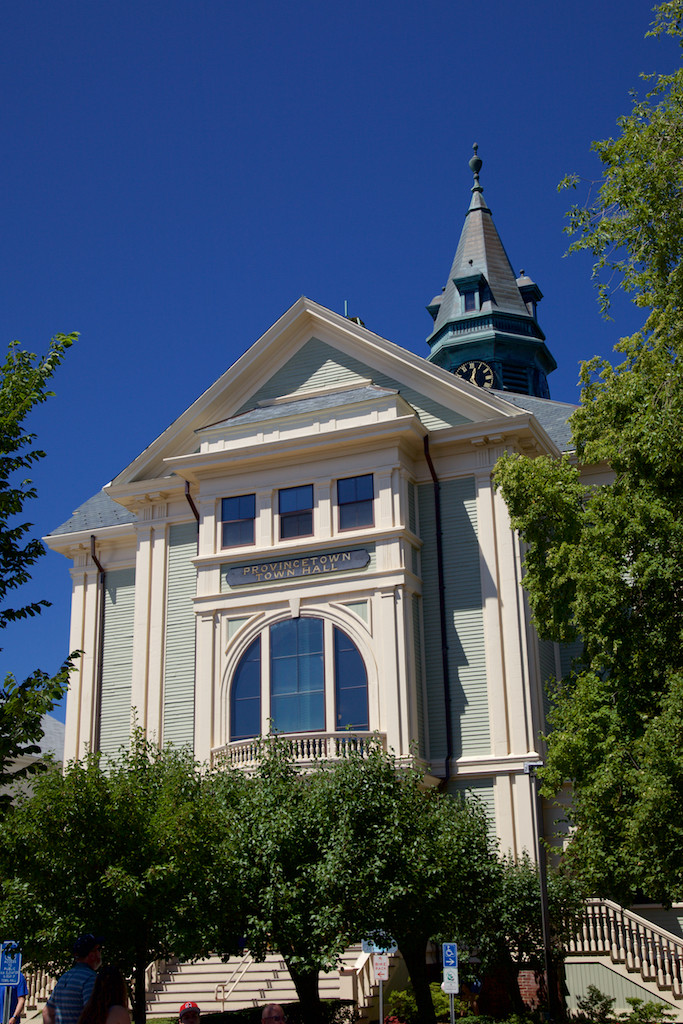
[425,145,556,399]
[429,144,530,339]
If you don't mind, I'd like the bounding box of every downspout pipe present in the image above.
[423,436,454,785]
[90,536,105,752]
[184,480,200,523]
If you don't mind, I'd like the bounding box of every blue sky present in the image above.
[1,0,676,723]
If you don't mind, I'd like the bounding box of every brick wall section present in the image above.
[517,970,543,1008]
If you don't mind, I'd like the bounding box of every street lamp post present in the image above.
[524,760,559,1020]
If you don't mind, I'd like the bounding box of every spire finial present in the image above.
[469,142,483,193]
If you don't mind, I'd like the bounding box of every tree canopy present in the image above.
[0,734,241,1024]
[0,332,78,804]
[219,739,349,1024]
[317,742,499,1024]
[495,3,683,905]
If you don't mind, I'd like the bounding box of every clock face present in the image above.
[455,359,495,388]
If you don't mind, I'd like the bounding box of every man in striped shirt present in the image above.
[42,935,103,1024]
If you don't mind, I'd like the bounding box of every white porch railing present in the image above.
[212,731,386,771]
[23,966,56,1010]
[568,898,683,999]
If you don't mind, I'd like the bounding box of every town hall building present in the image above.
[46,147,581,857]
[46,148,683,1016]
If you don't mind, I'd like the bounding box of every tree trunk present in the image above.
[399,937,436,1024]
[501,954,526,1015]
[285,960,321,1024]
[132,954,148,1024]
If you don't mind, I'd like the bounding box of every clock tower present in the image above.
[426,145,556,398]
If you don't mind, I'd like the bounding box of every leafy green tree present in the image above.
[317,742,499,1024]
[0,733,241,1024]
[494,3,683,905]
[222,739,349,1024]
[461,853,584,1015]
[0,333,78,804]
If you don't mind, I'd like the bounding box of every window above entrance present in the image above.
[221,494,256,548]
[337,474,374,530]
[230,616,369,741]
[279,484,314,539]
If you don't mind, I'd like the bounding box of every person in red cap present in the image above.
[178,1002,200,1024]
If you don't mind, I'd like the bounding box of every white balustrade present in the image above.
[212,732,386,771]
[570,899,683,999]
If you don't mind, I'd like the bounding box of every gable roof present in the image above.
[105,296,536,487]
[47,297,575,539]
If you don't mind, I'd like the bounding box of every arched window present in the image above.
[230,617,369,740]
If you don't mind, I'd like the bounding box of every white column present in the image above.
[475,465,511,759]
[130,526,153,735]
[375,588,402,754]
[63,558,97,762]
[194,610,217,762]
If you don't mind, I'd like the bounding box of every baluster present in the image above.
[630,921,642,973]
[672,947,683,998]
[578,908,589,954]
[607,905,618,961]
[594,904,606,953]
[653,929,665,988]
[613,906,626,964]
[587,904,598,952]
[640,924,653,981]
[663,937,671,987]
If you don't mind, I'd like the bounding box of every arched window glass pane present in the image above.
[230,636,261,740]
[334,626,369,729]
[270,618,324,732]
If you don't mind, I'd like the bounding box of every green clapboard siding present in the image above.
[239,337,470,431]
[99,567,136,758]
[163,522,198,748]
[447,777,496,833]
[537,637,556,726]
[412,594,426,759]
[564,961,673,1014]
[419,477,489,763]
[408,483,417,534]
[559,638,584,679]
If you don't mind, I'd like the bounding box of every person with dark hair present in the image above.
[42,935,103,1024]
[76,966,129,1024]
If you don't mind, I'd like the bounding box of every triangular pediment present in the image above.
[107,297,547,492]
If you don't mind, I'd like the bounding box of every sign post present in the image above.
[0,943,21,1024]
[373,954,389,1023]
[442,943,459,1024]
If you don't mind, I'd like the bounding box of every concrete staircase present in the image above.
[145,945,395,1020]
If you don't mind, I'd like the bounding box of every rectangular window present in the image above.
[464,290,476,312]
[338,474,374,530]
[279,484,313,539]
[222,494,255,548]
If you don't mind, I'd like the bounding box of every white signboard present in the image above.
[442,967,459,994]
[373,954,389,981]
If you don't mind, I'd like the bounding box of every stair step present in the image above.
[146,947,370,1019]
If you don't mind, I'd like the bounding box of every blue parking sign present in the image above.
[0,943,21,987]
[443,942,458,968]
